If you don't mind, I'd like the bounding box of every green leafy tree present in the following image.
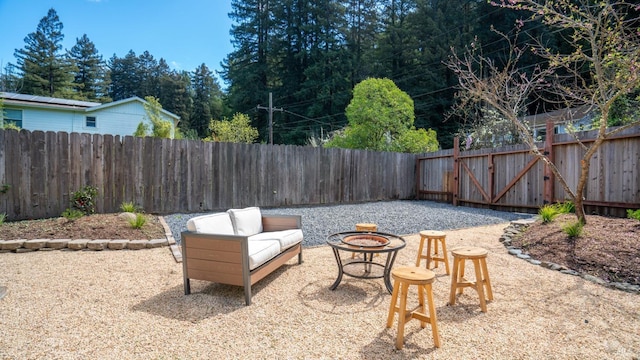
[325,78,439,153]
[140,96,173,138]
[206,113,259,143]
[447,0,640,224]
[67,34,109,101]
[14,8,75,96]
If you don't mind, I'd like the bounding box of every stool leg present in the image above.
[440,239,451,275]
[386,280,400,328]
[425,284,441,348]
[480,258,493,301]
[457,258,466,295]
[396,282,409,350]
[426,238,434,270]
[415,237,425,267]
[473,258,488,312]
[449,257,460,306]
[432,239,440,269]
[418,285,426,328]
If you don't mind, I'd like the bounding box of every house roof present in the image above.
[1,92,180,121]
[87,96,180,121]
[523,106,592,128]
[1,92,100,109]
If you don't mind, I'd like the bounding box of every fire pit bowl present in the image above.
[341,234,390,248]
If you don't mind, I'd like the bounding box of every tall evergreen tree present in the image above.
[222,0,274,140]
[108,50,141,100]
[191,63,223,137]
[159,70,193,132]
[344,0,380,85]
[14,8,74,96]
[67,34,109,101]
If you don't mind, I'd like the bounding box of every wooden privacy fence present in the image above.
[417,123,640,216]
[0,129,417,221]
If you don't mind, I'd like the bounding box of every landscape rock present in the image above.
[0,240,25,251]
[47,239,71,249]
[67,239,89,250]
[87,239,110,251]
[128,240,148,250]
[108,240,129,250]
[24,239,49,250]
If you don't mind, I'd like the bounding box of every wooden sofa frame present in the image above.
[181,214,303,305]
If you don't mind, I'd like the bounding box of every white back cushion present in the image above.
[228,207,263,236]
[186,212,235,235]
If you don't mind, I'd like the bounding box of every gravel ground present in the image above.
[165,200,530,246]
[2,223,639,359]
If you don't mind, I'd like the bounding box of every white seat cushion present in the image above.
[247,240,281,270]
[248,229,303,251]
[186,212,235,235]
[228,207,263,236]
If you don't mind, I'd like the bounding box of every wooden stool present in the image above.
[386,266,440,349]
[416,230,450,275]
[352,223,378,259]
[448,246,493,312]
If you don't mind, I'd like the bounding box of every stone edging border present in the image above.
[501,219,640,294]
[0,216,183,263]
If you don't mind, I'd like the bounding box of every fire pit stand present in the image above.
[326,231,406,293]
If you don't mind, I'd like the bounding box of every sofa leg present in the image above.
[184,278,191,295]
[244,286,252,306]
[298,250,303,264]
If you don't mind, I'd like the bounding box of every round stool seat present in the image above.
[419,230,446,238]
[451,246,488,259]
[392,266,435,285]
[356,223,378,231]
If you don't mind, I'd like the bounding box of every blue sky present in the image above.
[0,0,234,82]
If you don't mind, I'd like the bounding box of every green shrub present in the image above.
[0,213,5,225]
[128,213,146,229]
[120,201,139,213]
[562,221,584,238]
[538,204,559,223]
[627,209,640,221]
[71,185,98,215]
[62,208,84,220]
[555,201,575,214]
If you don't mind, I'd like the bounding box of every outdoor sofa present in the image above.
[181,207,303,305]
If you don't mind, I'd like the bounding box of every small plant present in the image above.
[0,213,5,225]
[0,184,9,194]
[71,185,98,215]
[120,201,139,213]
[128,213,147,229]
[627,209,640,221]
[62,208,84,220]
[555,201,575,214]
[562,221,584,238]
[538,204,559,223]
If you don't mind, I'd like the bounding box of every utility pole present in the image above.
[257,92,283,145]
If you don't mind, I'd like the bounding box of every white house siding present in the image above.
[17,107,86,133]
[87,101,177,137]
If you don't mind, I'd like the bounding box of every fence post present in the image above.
[453,137,459,206]
[543,120,555,204]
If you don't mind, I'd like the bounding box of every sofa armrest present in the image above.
[261,214,302,232]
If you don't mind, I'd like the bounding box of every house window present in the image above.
[86,116,97,128]
[3,109,22,128]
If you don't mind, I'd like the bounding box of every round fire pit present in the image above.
[341,234,390,247]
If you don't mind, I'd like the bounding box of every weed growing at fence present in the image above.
[120,201,139,213]
[71,186,98,215]
[556,201,575,214]
[562,221,584,238]
[539,204,559,223]
[0,184,9,194]
[0,213,5,225]
[62,208,84,220]
[128,213,147,229]
[627,209,640,221]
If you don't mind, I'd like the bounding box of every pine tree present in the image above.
[68,34,108,101]
[14,8,74,96]
[108,50,141,100]
[191,63,223,138]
